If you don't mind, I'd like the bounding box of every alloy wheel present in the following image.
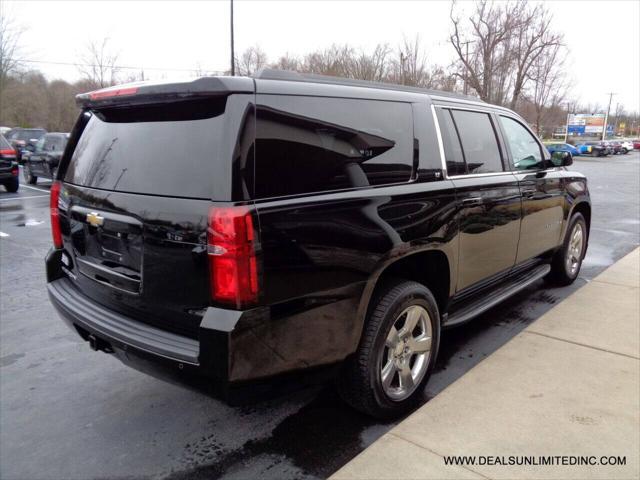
[380,305,432,401]
[565,222,584,277]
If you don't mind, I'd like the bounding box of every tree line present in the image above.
[1,0,638,137]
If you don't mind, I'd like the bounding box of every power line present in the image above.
[17,59,225,74]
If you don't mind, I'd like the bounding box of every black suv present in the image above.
[46,71,590,418]
[23,132,69,184]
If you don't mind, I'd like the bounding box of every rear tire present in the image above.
[24,164,37,184]
[337,280,440,419]
[3,177,19,193]
[546,213,587,286]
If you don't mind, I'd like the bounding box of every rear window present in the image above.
[0,136,11,149]
[12,129,46,141]
[63,98,227,198]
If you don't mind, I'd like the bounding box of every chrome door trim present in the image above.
[430,104,447,177]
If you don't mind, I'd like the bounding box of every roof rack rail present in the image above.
[253,68,482,102]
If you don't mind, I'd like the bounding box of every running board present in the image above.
[444,264,551,329]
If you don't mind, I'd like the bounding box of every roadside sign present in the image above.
[567,114,606,135]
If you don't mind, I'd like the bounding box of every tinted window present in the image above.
[450,110,503,174]
[499,116,543,170]
[45,135,67,152]
[0,135,10,149]
[435,108,467,175]
[254,95,413,198]
[34,137,45,153]
[64,99,227,199]
[13,129,46,142]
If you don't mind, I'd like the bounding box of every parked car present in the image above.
[5,127,47,163]
[619,140,633,153]
[576,143,593,155]
[633,139,640,149]
[45,72,591,419]
[605,141,623,155]
[23,133,69,184]
[544,142,580,156]
[577,141,608,157]
[0,135,19,192]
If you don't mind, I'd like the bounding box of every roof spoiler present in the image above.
[76,76,255,108]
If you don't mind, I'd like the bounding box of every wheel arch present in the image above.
[571,201,591,233]
[350,248,453,354]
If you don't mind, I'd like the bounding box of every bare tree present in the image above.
[0,10,24,83]
[348,44,391,82]
[302,44,354,77]
[528,43,567,136]
[449,0,521,103]
[507,2,563,109]
[449,0,563,109]
[388,36,429,87]
[235,45,268,76]
[77,37,120,89]
[270,53,301,71]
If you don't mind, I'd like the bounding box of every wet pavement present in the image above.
[1,153,639,480]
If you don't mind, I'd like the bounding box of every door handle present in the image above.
[462,197,483,207]
[521,188,537,198]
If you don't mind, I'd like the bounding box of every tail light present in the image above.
[0,148,16,156]
[10,166,18,176]
[207,206,258,309]
[89,86,138,100]
[50,181,63,248]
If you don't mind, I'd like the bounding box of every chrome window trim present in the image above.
[447,171,518,180]
[433,104,511,179]
[430,104,447,177]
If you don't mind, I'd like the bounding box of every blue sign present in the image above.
[568,125,585,134]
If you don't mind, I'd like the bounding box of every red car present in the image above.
[633,139,640,149]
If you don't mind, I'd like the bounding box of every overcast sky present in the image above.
[5,0,640,112]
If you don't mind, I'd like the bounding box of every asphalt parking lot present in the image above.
[1,152,639,480]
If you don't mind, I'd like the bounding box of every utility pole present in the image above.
[564,102,571,143]
[602,92,615,141]
[230,0,235,76]
[461,40,472,95]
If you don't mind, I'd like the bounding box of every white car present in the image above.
[620,140,634,153]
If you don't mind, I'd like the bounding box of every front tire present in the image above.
[3,177,19,193]
[23,164,37,184]
[546,213,587,286]
[337,280,440,419]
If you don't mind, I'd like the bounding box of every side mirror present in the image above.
[551,151,572,167]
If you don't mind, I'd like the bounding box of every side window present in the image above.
[34,137,45,153]
[435,108,467,176]
[450,110,504,174]
[254,95,413,199]
[499,116,544,170]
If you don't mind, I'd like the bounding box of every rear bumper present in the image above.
[48,277,200,364]
[46,248,360,389]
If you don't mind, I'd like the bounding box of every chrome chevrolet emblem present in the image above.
[86,212,104,227]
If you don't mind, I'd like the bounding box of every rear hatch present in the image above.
[57,78,254,339]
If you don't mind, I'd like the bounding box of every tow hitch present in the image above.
[88,334,114,354]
